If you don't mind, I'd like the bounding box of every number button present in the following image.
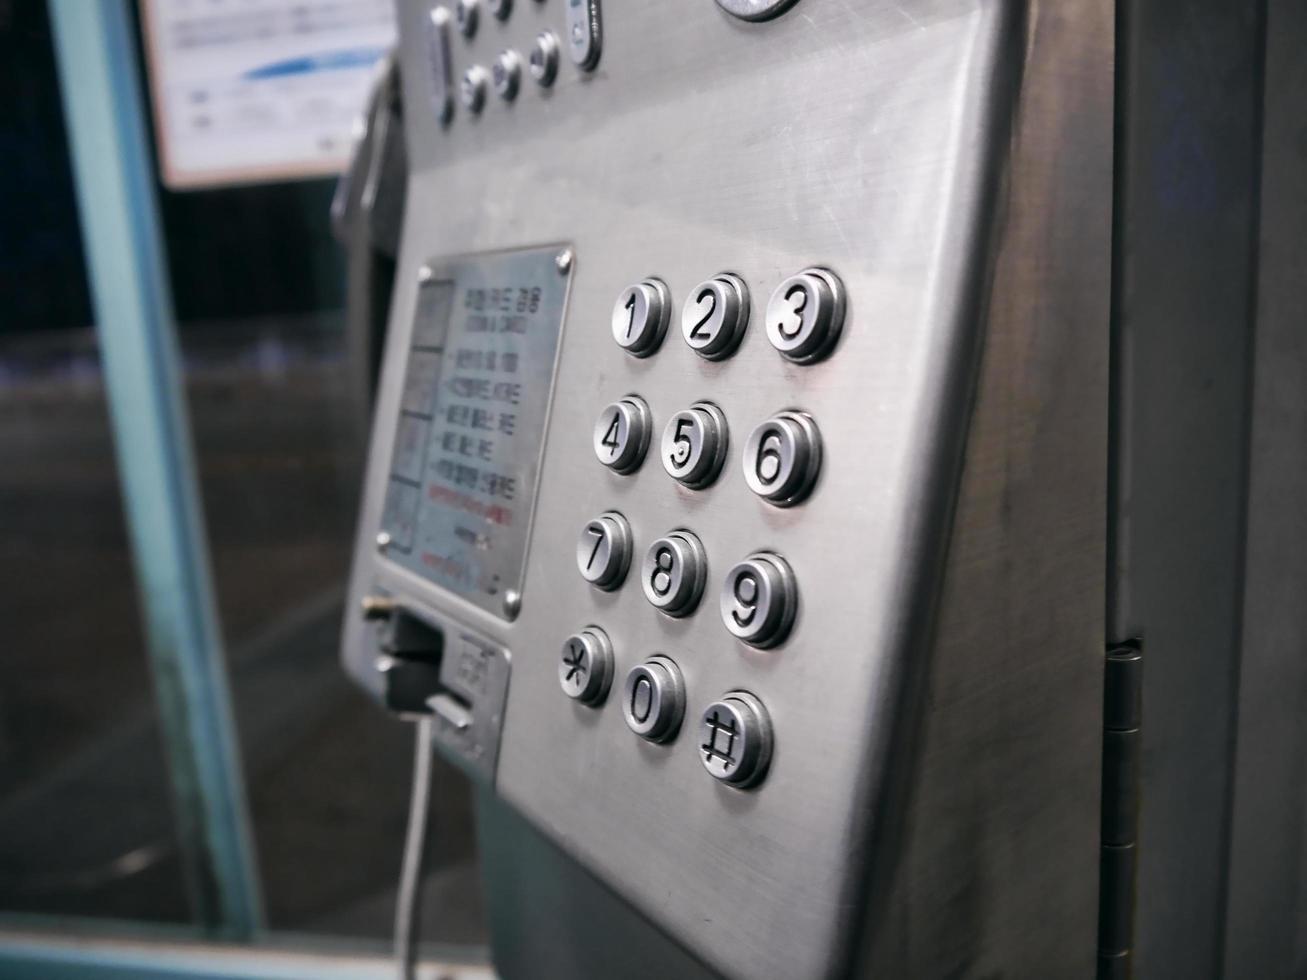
[641,531,707,616]
[661,402,728,489]
[765,267,845,363]
[486,0,511,19]
[699,692,773,788]
[612,279,670,357]
[594,396,651,473]
[559,627,613,705]
[576,512,632,590]
[622,655,685,742]
[681,274,748,360]
[743,411,822,506]
[720,552,797,647]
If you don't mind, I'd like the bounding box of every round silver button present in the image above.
[681,274,749,360]
[743,411,822,506]
[699,692,773,788]
[661,402,728,489]
[486,0,512,19]
[529,31,560,87]
[720,552,797,647]
[492,50,522,100]
[460,65,489,113]
[641,531,707,616]
[612,279,671,357]
[765,267,845,363]
[454,0,479,36]
[593,396,651,473]
[559,628,613,705]
[622,656,685,742]
[576,512,632,590]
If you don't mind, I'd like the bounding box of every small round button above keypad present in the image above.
[743,411,822,506]
[699,691,773,788]
[642,531,707,616]
[576,511,632,590]
[661,402,728,489]
[765,267,845,364]
[594,396,651,473]
[612,279,671,357]
[622,655,685,742]
[681,274,749,360]
[559,627,613,705]
[720,552,797,648]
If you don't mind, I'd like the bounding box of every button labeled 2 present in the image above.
[594,396,651,473]
[682,274,748,360]
[577,512,632,590]
[743,411,822,506]
[642,531,707,616]
[661,402,728,489]
[720,552,797,647]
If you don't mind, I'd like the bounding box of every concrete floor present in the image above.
[0,319,487,948]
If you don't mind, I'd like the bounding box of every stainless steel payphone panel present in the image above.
[343,2,1112,977]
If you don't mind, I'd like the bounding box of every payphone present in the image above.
[341,1,1112,977]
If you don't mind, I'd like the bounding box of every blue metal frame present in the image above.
[47,0,262,937]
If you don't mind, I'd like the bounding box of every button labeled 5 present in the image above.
[721,552,797,648]
[594,396,651,473]
[661,402,728,489]
[577,512,632,590]
[682,274,748,360]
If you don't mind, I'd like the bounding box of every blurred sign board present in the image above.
[139,0,396,189]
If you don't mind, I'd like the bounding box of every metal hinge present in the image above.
[1098,640,1142,980]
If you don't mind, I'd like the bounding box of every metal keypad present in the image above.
[765,267,846,363]
[720,552,797,648]
[576,512,632,590]
[743,410,822,506]
[641,531,707,616]
[559,627,613,705]
[698,691,772,787]
[622,655,685,742]
[612,279,671,357]
[594,396,651,473]
[661,402,728,489]
[681,274,749,360]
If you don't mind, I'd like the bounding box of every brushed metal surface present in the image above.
[343,2,1110,977]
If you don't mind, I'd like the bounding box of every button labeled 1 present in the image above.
[577,512,632,590]
[721,552,797,647]
[594,396,651,473]
[662,402,728,488]
[612,279,670,357]
[682,274,748,360]
[699,692,773,787]
[642,531,707,616]
[765,267,845,363]
[743,411,822,506]
[559,627,613,705]
[623,655,684,742]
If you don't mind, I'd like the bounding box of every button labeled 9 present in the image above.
[743,411,822,506]
[720,552,797,648]
[661,401,728,489]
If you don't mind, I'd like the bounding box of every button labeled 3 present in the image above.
[743,410,822,506]
[559,628,613,705]
[765,267,845,363]
[699,692,772,788]
[682,274,748,360]
[622,655,685,742]
[721,552,796,647]
[662,402,728,488]
[577,512,632,590]
[612,279,670,357]
[642,531,707,616]
[594,396,651,473]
